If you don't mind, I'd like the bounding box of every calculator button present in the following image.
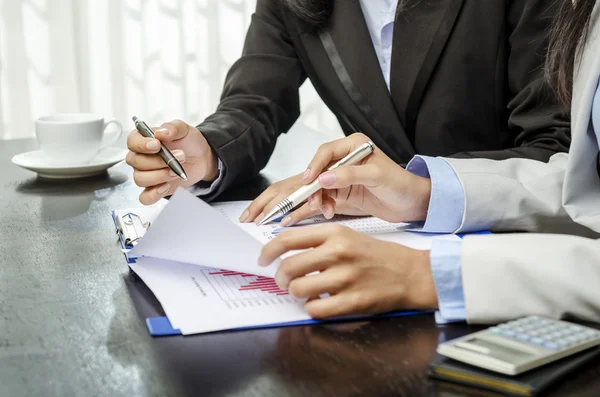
[565,336,580,345]
[582,330,598,339]
[538,327,553,336]
[501,329,516,337]
[547,331,562,340]
[515,333,531,342]
[530,337,546,346]
[543,341,560,350]
[548,324,562,332]
[573,334,588,343]
[553,339,569,346]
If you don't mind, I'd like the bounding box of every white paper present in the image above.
[130,189,280,278]
[129,257,310,335]
[211,200,460,249]
[129,191,460,277]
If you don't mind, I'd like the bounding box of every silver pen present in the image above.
[258,141,375,226]
[132,116,188,181]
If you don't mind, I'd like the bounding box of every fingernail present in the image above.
[254,213,265,224]
[280,216,292,227]
[302,168,311,181]
[157,183,170,195]
[239,210,249,222]
[258,256,269,267]
[321,205,332,219]
[275,275,288,290]
[146,140,159,151]
[172,149,186,163]
[156,128,170,136]
[169,170,178,179]
[319,171,336,186]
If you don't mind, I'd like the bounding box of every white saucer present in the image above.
[12,146,128,179]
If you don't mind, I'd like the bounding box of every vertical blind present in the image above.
[0,0,341,140]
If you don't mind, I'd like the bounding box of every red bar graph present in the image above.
[208,270,289,296]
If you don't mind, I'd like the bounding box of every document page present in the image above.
[129,257,310,335]
[130,189,282,278]
[211,200,459,249]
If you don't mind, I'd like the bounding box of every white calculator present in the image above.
[437,315,600,375]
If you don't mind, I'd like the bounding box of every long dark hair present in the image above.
[545,0,596,106]
[282,0,415,30]
[282,0,334,29]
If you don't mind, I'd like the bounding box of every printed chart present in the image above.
[202,269,294,309]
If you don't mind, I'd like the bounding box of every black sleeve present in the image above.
[197,0,307,198]
[450,0,570,162]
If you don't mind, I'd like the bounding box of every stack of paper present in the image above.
[126,189,460,335]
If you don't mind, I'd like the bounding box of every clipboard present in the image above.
[112,207,489,336]
[112,210,149,264]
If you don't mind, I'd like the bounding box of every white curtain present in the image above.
[0,0,342,140]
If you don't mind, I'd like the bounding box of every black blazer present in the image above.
[198,0,570,197]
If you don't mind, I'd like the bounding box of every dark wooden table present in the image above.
[1,127,599,397]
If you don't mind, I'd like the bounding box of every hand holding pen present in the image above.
[133,117,188,181]
[258,141,375,225]
[247,133,434,227]
[126,119,220,205]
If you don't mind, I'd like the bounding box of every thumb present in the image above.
[318,164,382,189]
[154,119,193,142]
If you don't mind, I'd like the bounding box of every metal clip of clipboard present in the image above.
[115,212,151,247]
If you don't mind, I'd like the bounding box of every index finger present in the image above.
[126,129,161,154]
[303,133,371,183]
[258,226,333,267]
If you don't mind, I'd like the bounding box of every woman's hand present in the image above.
[239,170,369,224]
[281,133,432,226]
[258,224,439,319]
[238,172,320,223]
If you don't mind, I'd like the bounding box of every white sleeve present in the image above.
[460,233,600,324]
[443,154,592,236]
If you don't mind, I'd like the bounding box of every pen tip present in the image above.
[181,173,189,181]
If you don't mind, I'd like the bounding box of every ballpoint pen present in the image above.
[257,141,375,226]
[132,116,188,181]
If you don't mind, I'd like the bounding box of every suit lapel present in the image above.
[390,0,464,141]
[328,0,414,159]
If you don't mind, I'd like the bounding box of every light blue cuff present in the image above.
[188,158,225,196]
[430,238,467,324]
[405,156,465,233]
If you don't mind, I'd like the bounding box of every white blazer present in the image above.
[441,4,600,324]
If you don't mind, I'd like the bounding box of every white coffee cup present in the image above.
[35,113,123,165]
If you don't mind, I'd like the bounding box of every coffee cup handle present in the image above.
[101,119,123,148]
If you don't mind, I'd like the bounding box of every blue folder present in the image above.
[113,210,489,336]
